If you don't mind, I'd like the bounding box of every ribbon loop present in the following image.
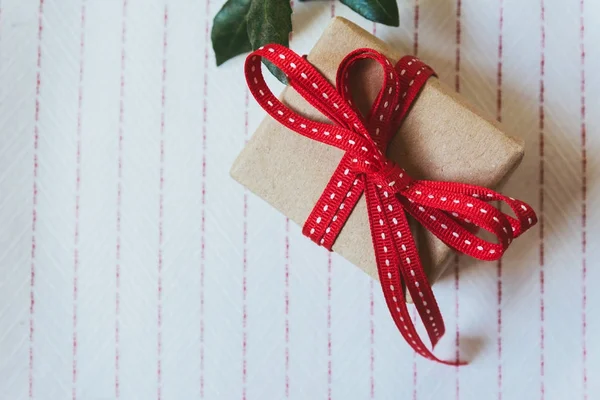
[244,44,537,365]
[336,49,402,146]
[246,45,372,155]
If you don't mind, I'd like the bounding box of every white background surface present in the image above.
[0,0,598,399]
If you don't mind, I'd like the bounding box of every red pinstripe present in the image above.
[539,1,546,399]
[455,0,461,92]
[200,1,210,397]
[496,1,504,399]
[285,6,294,397]
[454,256,460,400]
[455,1,462,397]
[370,21,377,400]
[72,4,86,400]
[412,310,418,400]
[284,218,290,398]
[412,3,420,398]
[242,89,249,400]
[579,1,587,398]
[156,7,168,400]
[327,253,333,400]
[115,1,128,397]
[29,1,45,398]
[413,0,420,56]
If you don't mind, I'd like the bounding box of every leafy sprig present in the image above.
[211,0,399,82]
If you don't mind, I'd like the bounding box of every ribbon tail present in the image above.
[303,156,364,249]
[365,182,462,365]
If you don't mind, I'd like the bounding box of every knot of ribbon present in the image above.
[245,44,537,364]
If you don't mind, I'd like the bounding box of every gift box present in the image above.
[230,17,524,296]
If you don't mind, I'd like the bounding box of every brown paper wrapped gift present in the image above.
[231,17,524,295]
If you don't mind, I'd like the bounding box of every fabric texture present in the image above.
[0,1,598,399]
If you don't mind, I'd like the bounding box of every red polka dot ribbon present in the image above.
[244,44,537,364]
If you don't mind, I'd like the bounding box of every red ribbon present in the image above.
[245,44,537,364]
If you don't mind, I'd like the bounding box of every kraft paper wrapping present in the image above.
[230,17,524,298]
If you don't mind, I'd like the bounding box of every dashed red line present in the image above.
[327,4,335,400]
[579,1,587,398]
[29,1,45,398]
[200,1,210,397]
[455,0,461,93]
[242,89,249,400]
[285,5,294,396]
[72,4,86,400]
[496,1,504,399]
[413,0,420,56]
[115,1,128,397]
[284,218,290,398]
[157,7,168,400]
[454,256,460,399]
[412,309,418,400]
[496,0,504,123]
[412,4,419,398]
[497,259,503,400]
[327,253,333,400]
[369,279,375,399]
[454,0,461,396]
[539,1,546,399]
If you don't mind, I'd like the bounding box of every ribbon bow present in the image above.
[245,44,537,364]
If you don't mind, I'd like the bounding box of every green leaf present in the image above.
[211,0,253,66]
[247,0,293,84]
[340,0,400,27]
